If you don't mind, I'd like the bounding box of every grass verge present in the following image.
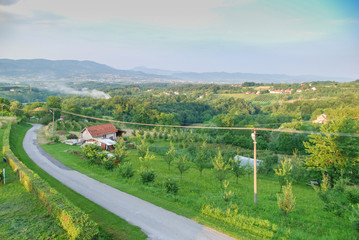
[11,124,146,240]
[41,136,357,240]
[0,128,68,239]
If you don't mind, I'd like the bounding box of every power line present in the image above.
[60,110,359,138]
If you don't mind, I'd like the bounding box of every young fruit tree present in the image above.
[274,157,292,191]
[194,141,211,177]
[277,181,296,222]
[165,141,176,170]
[176,154,191,180]
[212,149,231,189]
[113,138,128,164]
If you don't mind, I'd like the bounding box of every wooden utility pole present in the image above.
[49,109,55,137]
[251,130,257,204]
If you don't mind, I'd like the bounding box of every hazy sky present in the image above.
[1,0,358,78]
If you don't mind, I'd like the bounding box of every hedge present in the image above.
[3,122,99,240]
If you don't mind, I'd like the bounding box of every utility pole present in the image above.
[49,109,55,137]
[251,130,257,204]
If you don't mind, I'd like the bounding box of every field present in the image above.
[0,128,68,240]
[41,137,356,240]
[10,124,147,240]
[215,93,281,106]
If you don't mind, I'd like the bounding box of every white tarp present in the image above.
[234,155,262,166]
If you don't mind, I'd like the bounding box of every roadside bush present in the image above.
[0,170,3,184]
[119,162,135,179]
[103,156,116,170]
[164,178,179,194]
[345,186,359,205]
[139,169,156,184]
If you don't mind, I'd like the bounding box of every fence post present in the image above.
[3,168,5,185]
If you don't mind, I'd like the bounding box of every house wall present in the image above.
[105,133,116,140]
[81,130,93,140]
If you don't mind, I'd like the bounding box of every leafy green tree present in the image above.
[9,100,23,116]
[139,148,155,170]
[212,149,231,188]
[82,144,102,165]
[304,118,359,182]
[176,154,191,180]
[165,141,176,170]
[231,157,245,184]
[194,141,211,177]
[46,96,62,109]
[243,162,253,180]
[314,175,350,223]
[137,137,149,158]
[274,158,293,191]
[113,138,128,164]
[277,181,296,222]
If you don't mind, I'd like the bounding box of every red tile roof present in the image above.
[83,123,117,137]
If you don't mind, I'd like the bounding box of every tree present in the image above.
[277,181,296,222]
[243,162,253,180]
[139,148,155,170]
[304,118,359,182]
[314,174,351,223]
[137,137,149,158]
[165,141,176,170]
[212,149,231,188]
[231,157,244,184]
[274,158,292,191]
[113,138,128,164]
[194,141,211,177]
[176,154,191,180]
[82,144,102,165]
[9,100,23,116]
[46,96,62,109]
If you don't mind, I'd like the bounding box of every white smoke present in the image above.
[48,84,111,99]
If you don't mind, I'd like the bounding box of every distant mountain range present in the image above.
[0,59,354,84]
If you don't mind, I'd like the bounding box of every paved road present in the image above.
[23,124,235,240]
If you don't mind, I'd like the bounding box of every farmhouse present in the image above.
[313,114,328,124]
[81,123,125,150]
[81,123,118,140]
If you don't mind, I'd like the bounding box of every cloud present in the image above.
[0,0,20,5]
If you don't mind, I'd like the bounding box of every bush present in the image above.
[51,135,60,143]
[119,162,135,179]
[0,170,3,184]
[103,156,116,170]
[139,169,156,184]
[67,134,78,139]
[164,178,179,194]
[345,187,359,205]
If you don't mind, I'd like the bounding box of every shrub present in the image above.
[0,170,3,184]
[51,135,60,143]
[119,162,135,179]
[67,134,78,139]
[103,156,116,170]
[139,169,156,184]
[277,181,296,219]
[345,187,359,205]
[164,178,179,194]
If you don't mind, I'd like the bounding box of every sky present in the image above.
[0,0,358,78]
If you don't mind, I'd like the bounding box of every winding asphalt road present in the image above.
[23,124,235,240]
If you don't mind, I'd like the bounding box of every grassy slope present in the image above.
[0,128,68,240]
[42,139,356,240]
[11,124,146,240]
